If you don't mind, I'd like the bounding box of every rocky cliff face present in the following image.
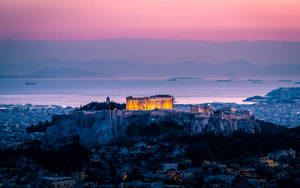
[43,111,128,149]
[43,110,261,149]
[190,118,260,135]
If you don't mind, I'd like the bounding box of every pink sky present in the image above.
[1,0,300,41]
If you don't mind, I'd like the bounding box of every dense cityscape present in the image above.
[2,0,300,187]
[0,87,299,187]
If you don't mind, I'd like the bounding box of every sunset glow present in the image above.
[1,0,300,41]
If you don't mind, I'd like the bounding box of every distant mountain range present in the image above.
[0,39,300,78]
[0,68,110,78]
[0,59,299,78]
[1,39,300,65]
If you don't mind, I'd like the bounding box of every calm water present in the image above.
[0,78,298,107]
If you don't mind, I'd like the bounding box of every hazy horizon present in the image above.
[1,39,300,65]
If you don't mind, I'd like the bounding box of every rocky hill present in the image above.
[43,110,260,149]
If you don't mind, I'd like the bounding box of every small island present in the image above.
[216,79,231,82]
[25,81,37,85]
[166,77,201,82]
[279,80,292,82]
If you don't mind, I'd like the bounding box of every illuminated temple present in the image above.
[126,95,174,110]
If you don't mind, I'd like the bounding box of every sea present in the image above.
[0,77,299,107]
